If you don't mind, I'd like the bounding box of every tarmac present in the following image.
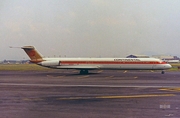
[0,70,180,118]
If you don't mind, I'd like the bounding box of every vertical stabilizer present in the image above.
[21,46,43,63]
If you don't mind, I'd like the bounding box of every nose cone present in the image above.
[166,64,172,69]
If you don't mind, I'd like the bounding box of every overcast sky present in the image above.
[1,0,180,60]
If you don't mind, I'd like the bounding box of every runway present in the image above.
[0,70,180,118]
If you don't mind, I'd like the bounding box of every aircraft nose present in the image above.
[166,64,172,69]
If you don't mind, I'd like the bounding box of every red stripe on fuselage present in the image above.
[60,61,166,65]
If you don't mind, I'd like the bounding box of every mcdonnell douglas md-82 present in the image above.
[20,46,171,74]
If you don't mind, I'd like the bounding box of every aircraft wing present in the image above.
[54,65,100,70]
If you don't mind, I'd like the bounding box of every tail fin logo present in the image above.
[21,46,43,63]
[29,50,35,57]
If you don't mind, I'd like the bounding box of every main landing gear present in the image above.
[80,70,89,75]
[161,70,165,74]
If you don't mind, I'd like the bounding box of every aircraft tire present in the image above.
[80,70,89,74]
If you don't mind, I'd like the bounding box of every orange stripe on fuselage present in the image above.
[60,61,166,65]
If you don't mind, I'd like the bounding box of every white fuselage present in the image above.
[37,57,172,70]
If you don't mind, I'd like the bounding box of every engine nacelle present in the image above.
[38,60,60,66]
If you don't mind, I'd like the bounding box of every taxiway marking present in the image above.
[23,98,44,101]
[105,76,114,78]
[58,94,175,100]
[0,83,180,88]
[77,75,90,79]
[123,70,127,73]
[22,94,175,102]
[97,70,103,73]
[55,76,65,78]
[159,88,180,92]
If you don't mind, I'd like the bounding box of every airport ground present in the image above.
[0,64,180,118]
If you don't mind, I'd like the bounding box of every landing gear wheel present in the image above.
[80,70,89,74]
[161,70,165,74]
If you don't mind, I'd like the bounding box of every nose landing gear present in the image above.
[80,70,89,74]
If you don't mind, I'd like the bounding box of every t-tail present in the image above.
[21,46,44,63]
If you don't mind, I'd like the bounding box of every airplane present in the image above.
[20,46,172,74]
